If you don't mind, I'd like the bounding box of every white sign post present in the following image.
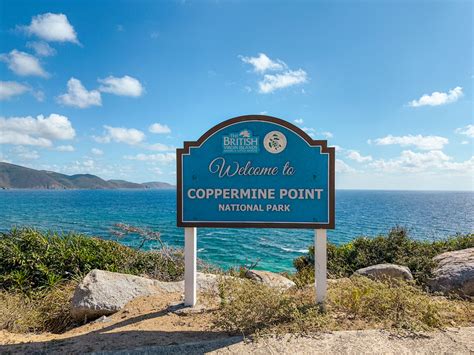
[315,229,327,304]
[184,227,197,306]
[184,227,327,307]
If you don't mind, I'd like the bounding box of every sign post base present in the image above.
[184,227,197,307]
[315,229,327,305]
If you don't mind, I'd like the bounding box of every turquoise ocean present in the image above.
[1,189,473,272]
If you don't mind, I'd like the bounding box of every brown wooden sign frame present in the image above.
[176,115,335,229]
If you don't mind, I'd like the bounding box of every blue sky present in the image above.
[0,0,472,190]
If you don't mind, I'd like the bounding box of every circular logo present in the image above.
[264,131,287,154]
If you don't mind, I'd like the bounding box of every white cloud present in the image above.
[294,118,304,124]
[300,127,332,140]
[0,113,75,147]
[301,127,316,138]
[66,159,96,172]
[347,150,373,163]
[336,159,356,173]
[32,90,45,102]
[455,124,474,138]
[461,141,469,145]
[240,53,287,73]
[96,125,145,145]
[0,50,48,77]
[98,75,144,97]
[372,134,448,150]
[369,150,474,175]
[370,150,455,173]
[0,81,30,100]
[150,167,164,175]
[0,152,11,163]
[11,146,39,160]
[0,131,50,147]
[55,145,74,152]
[442,156,474,172]
[259,69,308,94]
[26,41,56,57]
[0,81,44,102]
[91,148,103,155]
[147,143,175,151]
[52,159,129,177]
[21,13,79,43]
[408,87,463,107]
[124,152,175,163]
[149,123,171,134]
[240,53,308,94]
[57,78,101,108]
[82,159,95,168]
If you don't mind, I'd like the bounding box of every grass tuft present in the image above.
[214,276,473,336]
[0,282,78,333]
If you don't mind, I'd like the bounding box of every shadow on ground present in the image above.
[0,304,243,354]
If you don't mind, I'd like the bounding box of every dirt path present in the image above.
[89,327,474,354]
[0,291,473,354]
[3,328,472,354]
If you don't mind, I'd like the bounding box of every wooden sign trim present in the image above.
[176,115,335,229]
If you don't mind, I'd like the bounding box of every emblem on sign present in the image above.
[222,129,259,154]
[264,131,287,154]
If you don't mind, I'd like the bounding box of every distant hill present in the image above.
[0,162,175,190]
[141,181,175,189]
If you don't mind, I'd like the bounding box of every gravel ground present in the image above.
[91,327,474,355]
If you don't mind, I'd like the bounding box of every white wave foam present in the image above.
[281,247,308,253]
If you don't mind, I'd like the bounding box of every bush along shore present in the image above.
[0,227,473,336]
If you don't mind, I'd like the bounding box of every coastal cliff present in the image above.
[0,162,175,190]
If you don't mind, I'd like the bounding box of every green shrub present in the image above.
[293,228,474,286]
[0,227,184,292]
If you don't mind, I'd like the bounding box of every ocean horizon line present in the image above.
[1,188,473,193]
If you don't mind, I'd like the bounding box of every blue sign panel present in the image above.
[177,115,335,229]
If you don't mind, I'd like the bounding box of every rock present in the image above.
[91,315,111,324]
[171,303,210,316]
[245,270,295,289]
[354,263,413,281]
[71,269,222,321]
[71,270,160,321]
[428,248,474,297]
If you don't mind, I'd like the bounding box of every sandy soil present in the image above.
[0,292,473,354]
[0,292,227,354]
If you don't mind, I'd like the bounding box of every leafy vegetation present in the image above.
[0,227,184,293]
[1,227,472,335]
[292,227,474,287]
[214,276,473,336]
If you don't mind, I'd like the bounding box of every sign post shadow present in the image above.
[177,115,335,307]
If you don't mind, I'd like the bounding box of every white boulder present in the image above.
[354,263,413,281]
[428,248,474,297]
[245,269,295,289]
[70,269,220,321]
